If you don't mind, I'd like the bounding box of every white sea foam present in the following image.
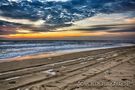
[0,41,135,60]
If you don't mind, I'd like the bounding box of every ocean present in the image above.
[0,40,135,60]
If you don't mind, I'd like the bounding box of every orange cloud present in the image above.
[125,18,135,24]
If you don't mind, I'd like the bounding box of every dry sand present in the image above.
[0,46,135,90]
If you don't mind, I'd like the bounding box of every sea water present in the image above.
[0,40,135,60]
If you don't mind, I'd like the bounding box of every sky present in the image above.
[0,0,135,40]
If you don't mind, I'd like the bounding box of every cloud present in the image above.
[0,0,135,25]
[55,13,135,32]
[0,16,45,26]
[125,17,135,24]
[108,27,135,33]
[0,26,17,35]
[74,26,114,31]
[74,24,135,33]
[46,0,70,2]
[0,0,135,40]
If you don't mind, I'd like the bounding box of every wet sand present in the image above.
[0,46,135,90]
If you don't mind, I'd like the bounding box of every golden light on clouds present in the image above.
[125,18,135,24]
[56,13,129,31]
[16,29,33,33]
[74,13,127,26]
[16,29,32,33]
[0,13,135,40]
[4,31,108,39]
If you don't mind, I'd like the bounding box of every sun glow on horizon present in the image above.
[0,13,135,40]
[3,31,108,39]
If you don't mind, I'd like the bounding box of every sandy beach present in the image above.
[0,46,135,90]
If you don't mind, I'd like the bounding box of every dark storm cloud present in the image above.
[0,20,19,26]
[74,26,114,31]
[22,23,73,32]
[108,27,135,32]
[107,24,135,33]
[74,24,135,32]
[0,0,135,25]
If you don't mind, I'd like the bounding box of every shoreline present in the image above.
[0,44,134,62]
[0,46,135,90]
[0,46,134,72]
